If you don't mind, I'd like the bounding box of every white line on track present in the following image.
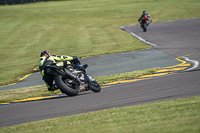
[182,57,199,71]
[120,26,157,47]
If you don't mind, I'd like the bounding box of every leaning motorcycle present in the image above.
[44,59,101,96]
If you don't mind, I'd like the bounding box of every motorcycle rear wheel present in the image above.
[143,23,147,32]
[55,75,79,96]
[141,23,147,32]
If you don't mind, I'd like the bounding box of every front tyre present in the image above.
[90,80,101,92]
[55,75,79,96]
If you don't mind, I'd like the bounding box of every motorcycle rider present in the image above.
[39,50,87,92]
[138,11,152,31]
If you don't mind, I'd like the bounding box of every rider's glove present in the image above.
[83,64,88,69]
[63,56,68,59]
[73,56,78,61]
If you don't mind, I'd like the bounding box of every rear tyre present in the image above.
[55,75,79,96]
[143,23,147,32]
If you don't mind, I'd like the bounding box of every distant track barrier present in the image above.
[0,0,52,5]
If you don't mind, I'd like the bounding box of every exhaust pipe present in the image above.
[64,68,78,79]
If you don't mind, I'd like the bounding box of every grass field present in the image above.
[0,96,199,133]
[0,0,200,86]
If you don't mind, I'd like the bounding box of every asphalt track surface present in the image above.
[0,18,200,128]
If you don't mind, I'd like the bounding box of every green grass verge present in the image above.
[0,67,159,103]
[0,0,200,86]
[0,96,199,133]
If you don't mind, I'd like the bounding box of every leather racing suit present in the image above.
[138,13,152,25]
[39,55,76,92]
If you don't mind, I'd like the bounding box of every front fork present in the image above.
[82,73,92,90]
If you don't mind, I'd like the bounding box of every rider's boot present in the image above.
[48,84,59,92]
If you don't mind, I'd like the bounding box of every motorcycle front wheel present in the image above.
[55,75,79,96]
[90,80,101,92]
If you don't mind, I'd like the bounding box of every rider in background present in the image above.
[138,11,152,30]
[39,50,86,92]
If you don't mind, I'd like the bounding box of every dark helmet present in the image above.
[143,10,146,14]
[40,50,52,57]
